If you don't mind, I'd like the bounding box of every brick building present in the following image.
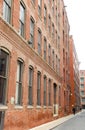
[80,70,85,109]
[0,0,78,130]
[69,36,81,112]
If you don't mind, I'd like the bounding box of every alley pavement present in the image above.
[29,110,83,130]
[51,110,85,130]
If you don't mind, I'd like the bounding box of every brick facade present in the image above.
[0,0,80,130]
[69,36,81,112]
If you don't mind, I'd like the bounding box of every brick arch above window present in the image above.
[29,65,34,71]
[0,46,10,55]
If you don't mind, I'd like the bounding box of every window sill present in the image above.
[15,105,23,109]
[53,114,58,117]
[43,106,47,109]
[0,105,8,111]
[27,105,33,109]
[36,105,42,109]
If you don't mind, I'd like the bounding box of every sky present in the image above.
[64,0,85,70]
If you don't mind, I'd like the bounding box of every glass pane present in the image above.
[15,83,22,105]
[37,73,41,89]
[0,111,5,130]
[30,19,34,35]
[0,50,8,77]
[20,3,25,23]
[0,77,6,104]
[19,22,24,37]
[16,61,23,82]
[5,0,11,6]
[29,68,33,86]
[29,86,32,105]
[3,1,11,23]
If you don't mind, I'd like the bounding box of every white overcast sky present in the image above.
[64,0,85,70]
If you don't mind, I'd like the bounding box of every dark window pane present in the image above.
[37,72,41,105]
[29,18,34,47]
[0,51,8,76]
[0,111,5,130]
[28,67,33,105]
[0,78,6,104]
[44,76,46,106]
[38,30,41,54]
[0,50,8,105]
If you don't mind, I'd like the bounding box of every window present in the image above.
[82,98,85,102]
[56,31,57,48]
[44,6,47,26]
[80,84,84,89]
[48,44,51,65]
[58,36,60,52]
[58,13,60,30]
[56,55,58,72]
[54,84,57,104]
[52,0,54,15]
[28,66,33,105]
[59,86,61,106]
[38,0,42,16]
[44,38,47,60]
[52,24,54,39]
[58,59,60,74]
[80,91,84,96]
[37,72,41,105]
[38,29,41,54]
[52,50,54,69]
[80,77,84,82]
[29,17,35,48]
[63,69,65,83]
[43,76,47,106]
[48,15,51,34]
[3,0,11,23]
[56,7,57,25]
[63,30,64,44]
[15,60,23,105]
[0,111,5,130]
[48,79,51,106]
[0,49,9,104]
[19,2,25,37]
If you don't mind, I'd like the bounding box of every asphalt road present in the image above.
[51,111,85,130]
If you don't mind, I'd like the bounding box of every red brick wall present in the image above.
[0,0,71,129]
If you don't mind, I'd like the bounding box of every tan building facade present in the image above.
[80,70,85,109]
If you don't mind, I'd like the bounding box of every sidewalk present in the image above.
[29,113,76,130]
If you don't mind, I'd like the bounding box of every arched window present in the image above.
[15,58,24,105]
[28,66,34,105]
[43,75,47,106]
[19,1,25,37]
[29,17,35,48]
[37,71,41,105]
[0,48,9,104]
[38,28,42,55]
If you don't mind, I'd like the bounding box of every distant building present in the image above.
[69,36,81,112]
[80,70,85,109]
